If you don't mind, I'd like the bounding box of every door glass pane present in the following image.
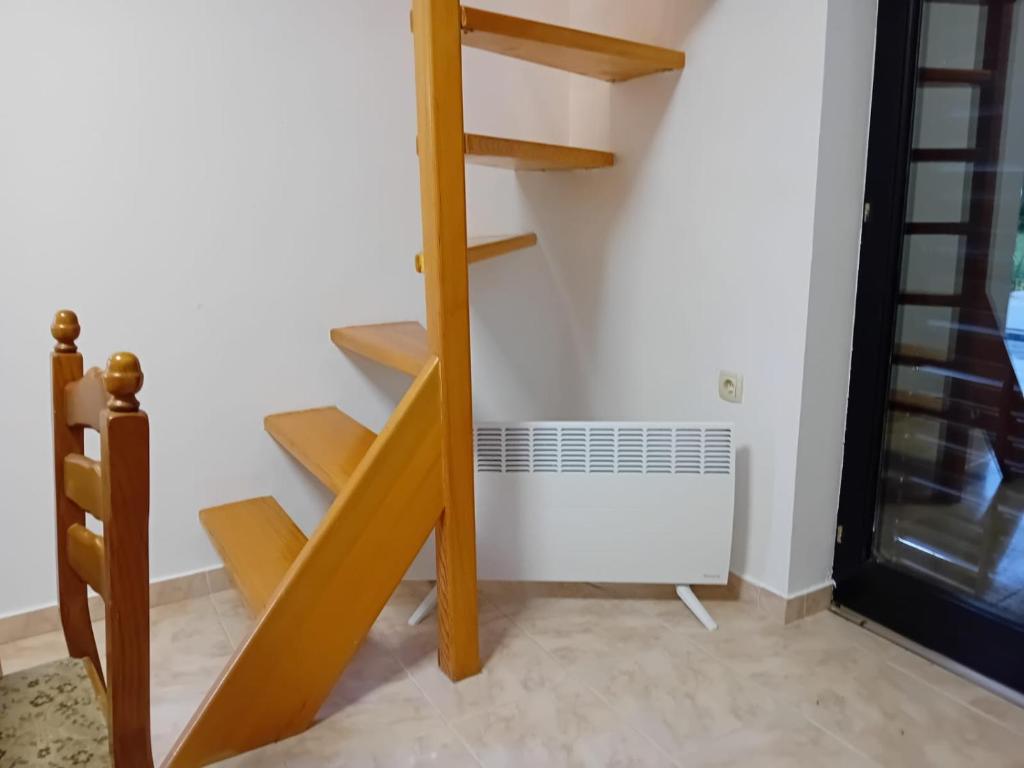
[875,0,1024,624]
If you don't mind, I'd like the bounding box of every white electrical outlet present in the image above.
[719,371,743,403]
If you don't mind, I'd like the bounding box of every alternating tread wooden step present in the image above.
[331,321,431,376]
[415,233,539,272]
[460,6,685,82]
[465,133,613,171]
[199,497,307,617]
[166,362,445,766]
[265,407,376,493]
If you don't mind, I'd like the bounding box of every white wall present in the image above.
[0,0,567,618]
[789,0,878,594]
[544,0,876,596]
[0,0,877,616]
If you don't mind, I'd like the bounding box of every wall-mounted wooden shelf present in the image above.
[465,134,613,171]
[461,6,685,82]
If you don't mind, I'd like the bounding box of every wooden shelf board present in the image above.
[199,496,307,617]
[264,407,376,494]
[331,321,431,376]
[460,6,685,82]
[464,133,613,171]
[469,233,538,263]
[415,233,539,272]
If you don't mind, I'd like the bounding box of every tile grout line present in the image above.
[882,655,1024,738]
[206,590,241,650]
[377,590,487,768]
[830,609,1024,737]
[392,640,486,768]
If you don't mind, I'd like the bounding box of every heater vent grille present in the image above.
[475,423,733,475]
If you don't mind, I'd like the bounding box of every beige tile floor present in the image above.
[2,582,1024,767]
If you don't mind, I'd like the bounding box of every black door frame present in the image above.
[833,0,1024,693]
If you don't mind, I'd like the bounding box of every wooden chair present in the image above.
[0,310,152,767]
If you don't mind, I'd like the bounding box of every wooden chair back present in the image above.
[50,309,153,767]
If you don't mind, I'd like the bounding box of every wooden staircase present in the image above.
[163,4,684,765]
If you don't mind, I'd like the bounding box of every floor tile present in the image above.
[145,596,235,763]
[657,597,776,639]
[211,588,255,647]
[453,678,675,768]
[700,612,1024,767]
[884,645,1024,736]
[565,626,783,759]
[279,663,476,767]
[401,619,568,723]
[5,585,1024,767]
[0,628,73,674]
[673,709,877,768]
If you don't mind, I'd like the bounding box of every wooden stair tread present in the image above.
[166,362,445,766]
[464,133,613,171]
[264,407,376,493]
[415,233,538,272]
[199,497,307,617]
[460,6,685,82]
[331,321,431,376]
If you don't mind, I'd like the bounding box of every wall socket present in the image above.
[719,371,743,403]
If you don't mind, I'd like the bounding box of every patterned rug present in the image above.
[0,657,110,767]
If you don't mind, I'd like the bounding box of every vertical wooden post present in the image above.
[50,309,103,678]
[102,352,153,767]
[411,0,480,680]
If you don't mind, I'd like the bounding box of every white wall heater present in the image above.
[408,421,736,630]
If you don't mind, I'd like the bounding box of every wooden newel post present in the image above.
[412,0,481,681]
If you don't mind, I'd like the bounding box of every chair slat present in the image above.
[65,368,106,430]
[67,524,106,598]
[64,455,104,521]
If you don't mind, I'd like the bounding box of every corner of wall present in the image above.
[787,0,879,596]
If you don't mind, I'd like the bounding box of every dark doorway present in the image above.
[835,0,1024,694]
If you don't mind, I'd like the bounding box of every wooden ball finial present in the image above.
[104,352,144,412]
[51,309,81,353]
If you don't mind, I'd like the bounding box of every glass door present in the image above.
[836,0,1024,693]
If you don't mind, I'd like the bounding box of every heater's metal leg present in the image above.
[408,584,438,626]
[676,585,718,631]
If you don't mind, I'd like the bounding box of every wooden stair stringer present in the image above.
[163,359,444,767]
[460,6,686,82]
